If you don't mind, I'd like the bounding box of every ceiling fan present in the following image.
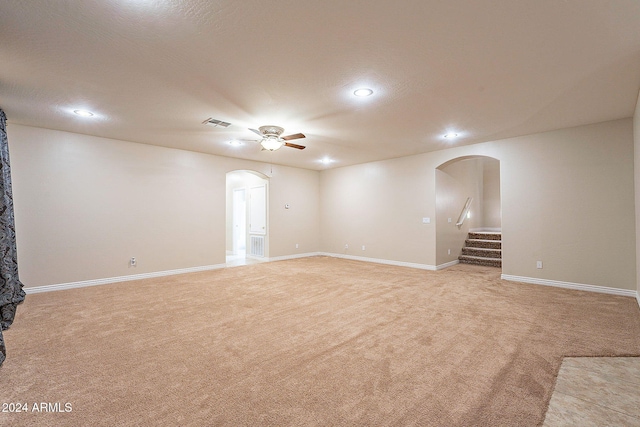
[248,126,306,151]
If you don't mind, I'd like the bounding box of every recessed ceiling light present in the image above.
[353,88,373,97]
[228,140,243,146]
[443,132,459,139]
[73,109,94,117]
[319,157,334,164]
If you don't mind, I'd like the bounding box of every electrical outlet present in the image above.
[344,244,349,249]
[130,257,137,266]
[448,249,451,255]
[448,218,452,223]
[295,243,299,249]
[536,261,543,269]
[362,245,365,251]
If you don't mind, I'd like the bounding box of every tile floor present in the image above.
[225,252,266,267]
[543,357,640,426]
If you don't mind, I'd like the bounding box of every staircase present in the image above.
[459,231,502,268]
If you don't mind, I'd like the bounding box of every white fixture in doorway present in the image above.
[248,184,267,257]
[232,188,246,256]
[226,170,270,266]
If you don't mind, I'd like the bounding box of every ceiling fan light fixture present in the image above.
[353,88,373,97]
[261,136,284,151]
[228,140,243,146]
[443,132,459,139]
[250,125,306,151]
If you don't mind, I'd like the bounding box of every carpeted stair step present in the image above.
[461,247,501,259]
[465,239,502,250]
[458,255,502,268]
[459,231,502,268]
[468,232,501,241]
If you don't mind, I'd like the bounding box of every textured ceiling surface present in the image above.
[1,0,639,170]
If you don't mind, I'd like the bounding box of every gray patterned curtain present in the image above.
[0,109,25,367]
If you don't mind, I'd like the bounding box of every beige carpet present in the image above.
[1,257,639,426]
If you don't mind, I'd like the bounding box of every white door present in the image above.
[232,188,246,254]
[249,185,266,235]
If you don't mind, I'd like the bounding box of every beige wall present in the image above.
[436,157,501,243]
[634,90,640,297]
[321,118,636,290]
[269,163,321,258]
[8,118,637,292]
[435,158,480,266]
[498,120,635,289]
[482,158,501,229]
[440,158,485,229]
[9,124,320,286]
[319,156,435,265]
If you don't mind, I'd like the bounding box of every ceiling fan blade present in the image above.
[249,128,263,137]
[284,142,306,150]
[282,133,305,141]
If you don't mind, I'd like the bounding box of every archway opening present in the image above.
[225,170,269,266]
[435,156,501,269]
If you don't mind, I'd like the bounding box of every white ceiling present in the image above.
[1,0,639,170]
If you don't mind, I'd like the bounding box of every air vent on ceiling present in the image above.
[202,118,232,128]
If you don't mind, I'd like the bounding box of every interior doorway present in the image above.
[435,156,501,269]
[226,170,269,266]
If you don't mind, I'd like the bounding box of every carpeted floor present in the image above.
[1,256,639,426]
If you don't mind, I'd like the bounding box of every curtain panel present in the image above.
[0,109,25,366]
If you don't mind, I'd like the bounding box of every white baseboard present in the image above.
[312,252,455,272]
[267,252,322,262]
[501,274,638,298]
[24,254,640,308]
[436,260,459,270]
[318,252,436,271]
[23,253,323,294]
[24,263,227,294]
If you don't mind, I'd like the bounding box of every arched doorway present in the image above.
[435,156,501,268]
[225,170,269,266]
